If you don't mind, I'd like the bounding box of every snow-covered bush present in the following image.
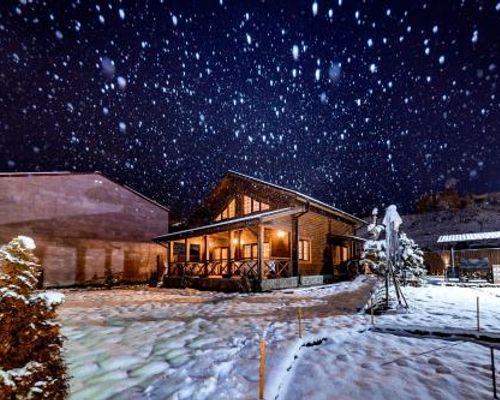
[361,206,426,286]
[0,236,68,399]
[361,230,426,285]
[399,232,426,285]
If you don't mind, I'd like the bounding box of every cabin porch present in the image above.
[164,226,294,280]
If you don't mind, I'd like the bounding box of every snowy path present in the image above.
[57,280,500,399]
[280,285,500,400]
[58,277,374,400]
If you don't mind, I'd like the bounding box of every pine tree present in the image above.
[0,236,69,399]
[398,232,426,285]
[361,230,426,286]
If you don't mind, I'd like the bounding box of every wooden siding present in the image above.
[187,174,298,227]
[298,212,354,276]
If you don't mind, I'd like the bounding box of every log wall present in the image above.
[298,212,354,275]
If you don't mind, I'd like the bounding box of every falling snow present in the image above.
[0,1,498,217]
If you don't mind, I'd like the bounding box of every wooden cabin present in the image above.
[154,171,366,290]
[0,172,170,287]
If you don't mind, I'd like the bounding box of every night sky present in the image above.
[0,1,499,217]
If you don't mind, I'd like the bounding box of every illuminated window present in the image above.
[243,244,255,259]
[341,246,348,262]
[242,243,270,259]
[215,198,236,221]
[264,243,270,259]
[252,199,260,212]
[244,195,252,214]
[299,239,310,261]
[243,195,270,215]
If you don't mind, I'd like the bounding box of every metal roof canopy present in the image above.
[437,231,500,244]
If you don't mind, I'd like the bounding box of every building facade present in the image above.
[154,171,366,290]
[0,172,169,287]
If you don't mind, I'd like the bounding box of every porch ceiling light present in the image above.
[277,230,286,239]
[232,238,239,245]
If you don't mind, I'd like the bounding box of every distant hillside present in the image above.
[359,191,500,251]
[403,191,500,250]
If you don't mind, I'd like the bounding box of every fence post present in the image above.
[492,347,498,399]
[477,297,480,332]
[259,338,266,400]
[297,308,303,338]
[370,298,374,325]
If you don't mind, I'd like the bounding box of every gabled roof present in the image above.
[437,231,500,244]
[226,171,366,225]
[154,206,304,242]
[0,171,170,212]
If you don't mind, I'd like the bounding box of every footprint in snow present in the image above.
[428,357,442,366]
[435,365,452,374]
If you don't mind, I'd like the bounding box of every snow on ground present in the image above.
[280,284,500,400]
[56,278,500,400]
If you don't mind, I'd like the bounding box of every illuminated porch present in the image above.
[154,207,306,281]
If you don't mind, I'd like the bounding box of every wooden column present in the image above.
[291,216,299,277]
[257,224,264,281]
[166,242,171,276]
[203,235,209,276]
[228,230,234,276]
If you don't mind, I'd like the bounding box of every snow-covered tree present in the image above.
[0,236,69,399]
[360,208,387,274]
[361,208,426,286]
[399,232,426,285]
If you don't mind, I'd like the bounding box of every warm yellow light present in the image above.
[232,238,239,245]
[277,230,286,239]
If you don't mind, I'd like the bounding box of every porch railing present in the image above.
[170,258,291,279]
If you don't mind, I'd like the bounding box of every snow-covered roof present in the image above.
[154,206,304,241]
[437,231,500,243]
[227,171,366,225]
[0,171,170,211]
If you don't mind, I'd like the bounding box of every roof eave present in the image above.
[153,206,305,242]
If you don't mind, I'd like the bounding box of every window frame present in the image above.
[298,238,311,262]
[215,198,236,221]
[242,242,270,260]
[243,195,270,215]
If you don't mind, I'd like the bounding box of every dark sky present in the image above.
[0,0,499,217]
